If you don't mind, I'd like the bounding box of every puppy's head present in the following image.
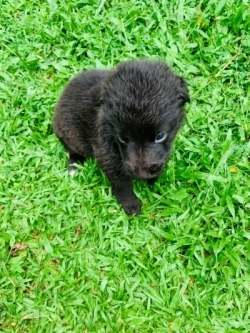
[101,60,190,180]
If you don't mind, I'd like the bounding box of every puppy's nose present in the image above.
[148,163,162,175]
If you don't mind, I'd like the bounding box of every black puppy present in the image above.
[53,60,189,215]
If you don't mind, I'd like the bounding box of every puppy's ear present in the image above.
[177,76,190,104]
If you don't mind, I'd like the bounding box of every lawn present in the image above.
[0,0,250,332]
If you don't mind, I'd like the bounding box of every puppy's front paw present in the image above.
[111,179,141,215]
[121,196,142,215]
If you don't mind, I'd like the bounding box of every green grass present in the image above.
[0,0,250,332]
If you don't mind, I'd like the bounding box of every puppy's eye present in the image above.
[155,133,166,143]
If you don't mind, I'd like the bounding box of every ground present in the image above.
[0,0,250,332]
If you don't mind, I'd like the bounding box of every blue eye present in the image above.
[155,133,166,143]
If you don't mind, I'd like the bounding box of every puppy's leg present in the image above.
[68,152,85,176]
[110,176,142,215]
[56,135,88,175]
[95,150,141,214]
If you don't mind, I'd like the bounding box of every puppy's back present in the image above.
[53,69,110,155]
[54,69,110,118]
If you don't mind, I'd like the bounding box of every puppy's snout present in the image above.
[148,163,163,175]
[125,160,163,179]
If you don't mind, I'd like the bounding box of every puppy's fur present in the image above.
[53,60,189,215]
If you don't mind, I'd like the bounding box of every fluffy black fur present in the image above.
[53,60,190,215]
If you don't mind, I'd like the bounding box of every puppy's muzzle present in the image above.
[125,162,164,180]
